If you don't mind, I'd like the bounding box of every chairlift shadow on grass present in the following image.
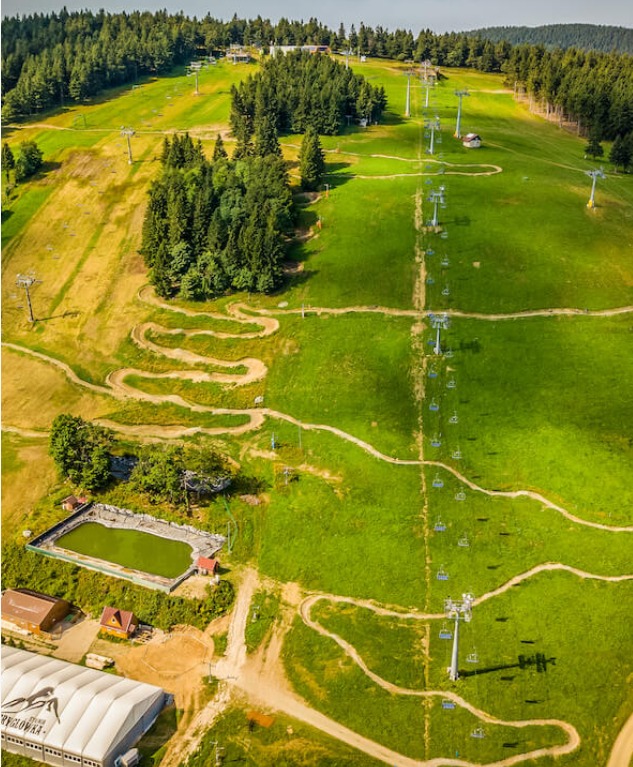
[458,652,556,679]
[447,215,471,227]
[35,309,81,323]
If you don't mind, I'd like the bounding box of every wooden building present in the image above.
[197,556,219,576]
[1,588,71,636]
[99,607,138,639]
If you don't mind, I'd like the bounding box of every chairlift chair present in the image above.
[449,411,459,424]
[432,474,444,488]
[455,490,466,501]
[429,400,440,412]
[439,622,453,638]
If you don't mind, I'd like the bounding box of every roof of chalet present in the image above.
[99,607,137,633]
[1,589,69,627]
[197,556,218,571]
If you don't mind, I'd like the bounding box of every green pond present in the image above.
[56,522,194,579]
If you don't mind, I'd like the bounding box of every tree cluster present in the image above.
[129,443,232,507]
[2,139,43,183]
[464,24,633,55]
[1,541,234,631]
[230,51,387,140]
[49,414,114,491]
[1,9,202,120]
[141,133,294,298]
[503,45,633,141]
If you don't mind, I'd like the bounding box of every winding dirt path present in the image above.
[297,565,633,765]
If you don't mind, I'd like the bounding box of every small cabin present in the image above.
[99,607,139,639]
[197,556,219,576]
[462,133,481,148]
[61,495,87,512]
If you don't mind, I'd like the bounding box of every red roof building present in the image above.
[99,606,139,639]
[197,556,219,575]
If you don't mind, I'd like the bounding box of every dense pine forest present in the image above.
[230,51,387,142]
[141,133,294,298]
[2,10,633,143]
[465,24,633,55]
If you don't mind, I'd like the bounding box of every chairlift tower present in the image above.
[16,273,39,322]
[120,127,135,164]
[404,61,414,118]
[425,117,441,154]
[428,185,446,227]
[454,90,470,139]
[445,593,474,681]
[187,61,202,95]
[428,312,450,355]
[586,168,606,208]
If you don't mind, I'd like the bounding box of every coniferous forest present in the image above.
[2,10,632,144]
[229,51,387,141]
[465,24,633,55]
[141,133,294,298]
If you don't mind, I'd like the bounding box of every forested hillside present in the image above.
[3,11,632,147]
[464,24,633,54]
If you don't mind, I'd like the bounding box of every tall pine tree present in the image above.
[299,126,325,191]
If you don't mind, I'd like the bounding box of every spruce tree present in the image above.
[609,134,632,171]
[584,125,603,159]
[2,142,15,181]
[212,133,228,162]
[299,127,325,191]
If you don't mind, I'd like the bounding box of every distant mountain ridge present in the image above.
[463,23,633,54]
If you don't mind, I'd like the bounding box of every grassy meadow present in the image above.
[2,52,632,767]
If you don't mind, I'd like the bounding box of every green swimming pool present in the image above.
[56,522,194,579]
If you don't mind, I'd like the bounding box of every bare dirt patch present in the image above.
[115,626,214,708]
[172,574,213,600]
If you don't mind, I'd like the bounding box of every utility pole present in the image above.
[586,168,606,208]
[445,593,474,681]
[120,127,135,164]
[16,273,39,322]
[454,90,470,139]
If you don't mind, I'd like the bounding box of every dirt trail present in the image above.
[606,712,633,767]
[169,562,632,767]
[424,459,633,532]
[297,564,633,765]
[131,322,267,384]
